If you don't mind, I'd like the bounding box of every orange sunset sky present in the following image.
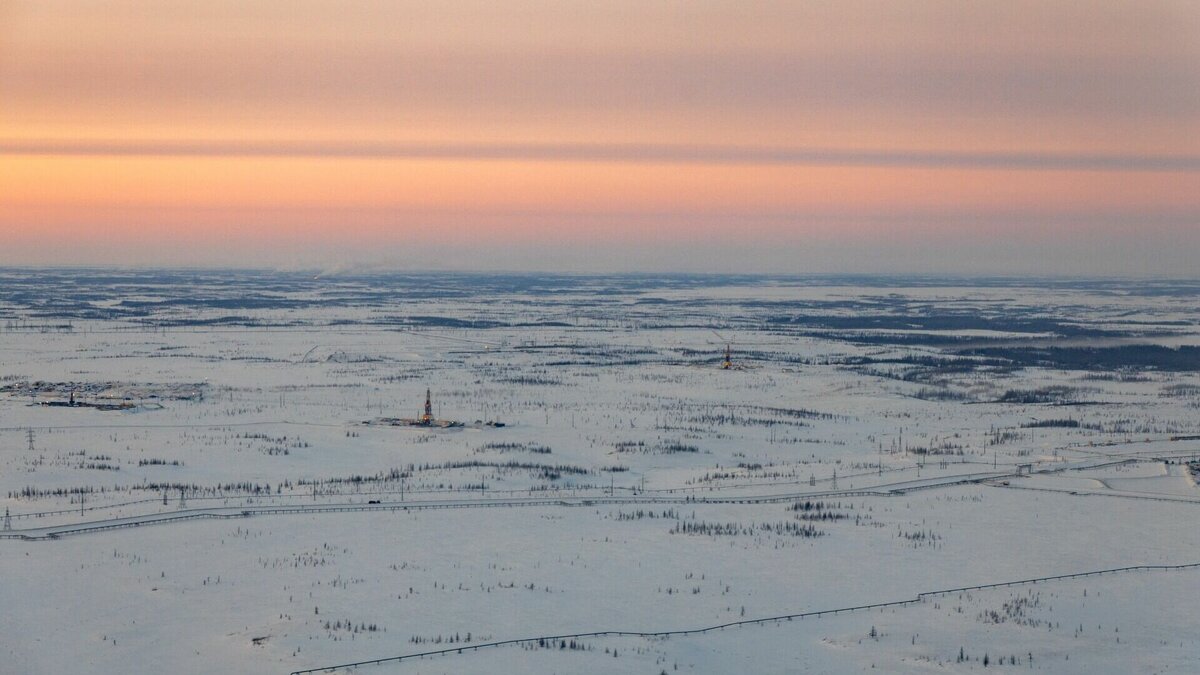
[1,1,1198,274]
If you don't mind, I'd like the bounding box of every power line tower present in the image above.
[26,428,35,452]
[3,508,11,531]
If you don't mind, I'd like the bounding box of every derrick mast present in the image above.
[421,388,434,424]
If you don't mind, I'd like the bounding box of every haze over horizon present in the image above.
[2,1,1198,275]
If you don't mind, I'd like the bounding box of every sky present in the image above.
[1,1,1198,275]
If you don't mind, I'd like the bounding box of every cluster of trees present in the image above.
[474,442,552,455]
[789,500,851,522]
[670,519,824,538]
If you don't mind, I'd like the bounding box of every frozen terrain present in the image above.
[1,270,1198,673]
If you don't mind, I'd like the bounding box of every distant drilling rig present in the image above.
[362,387,504,429]
[420,388,434,424]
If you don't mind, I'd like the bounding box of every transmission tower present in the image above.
[26,428,35,452]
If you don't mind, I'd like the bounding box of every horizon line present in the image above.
[5,139,1200,172]
[1,264,1195,283]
